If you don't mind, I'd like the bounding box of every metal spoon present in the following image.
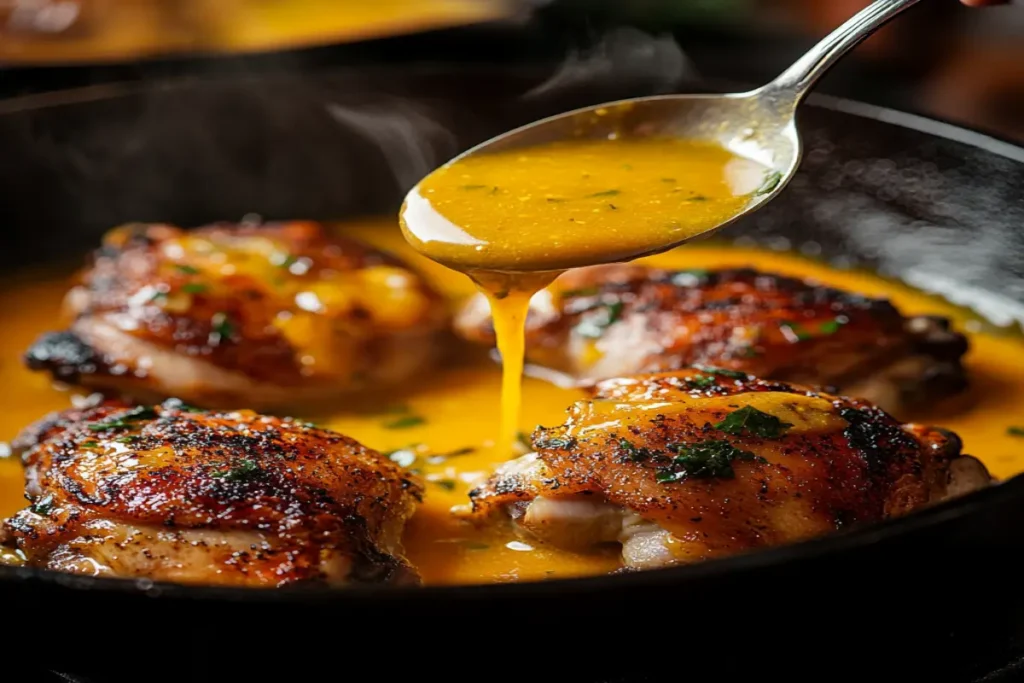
[411,0,926,254]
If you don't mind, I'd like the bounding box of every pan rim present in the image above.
[0,87,1021,602]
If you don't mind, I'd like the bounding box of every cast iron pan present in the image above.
[1,63,1024,682]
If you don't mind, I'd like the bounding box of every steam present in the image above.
[326,96,460,192]
[522,26,696,101]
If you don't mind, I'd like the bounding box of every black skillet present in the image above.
[2,61,1024,683]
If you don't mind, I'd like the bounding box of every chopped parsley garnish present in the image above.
[115,436,140,444]
[175,264,200,275]
[433,479,457,491]
[272,252,299,269]
[819,317,849,335]
[715,406,792,438]
[30,493,55,516]
[585,189,620,198]
[756,170,783,196]
[618,438,654,462]
[534,435,575,450]
[181,283,208,294]
[693,365,747,379]
[779,320,811,342]
[383,415,426,430]
[1008,427,1024,437]
[574,301,624,339]
[81,441,100,449]
[685,374,716,389]
[210,312,236,344]
[88,406,158,432]
[214,459,260,482]
[656,440,765,483]
[438,447,475,458]
[148,290,169,303]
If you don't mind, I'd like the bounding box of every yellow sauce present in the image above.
[400,136,771,459]
[3,219,1024,585]
[400,137,770,273]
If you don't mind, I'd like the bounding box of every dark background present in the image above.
[2,0,1022,142]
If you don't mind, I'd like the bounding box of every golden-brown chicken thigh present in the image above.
[25,220,448,410]
[0,398,423,586]
[466,369,990,570]
[455,264,968,416]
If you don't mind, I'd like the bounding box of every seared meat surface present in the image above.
[466,369,991,569]
[455,264,968,415]
[25,220,448,410]
[0,398,423,586]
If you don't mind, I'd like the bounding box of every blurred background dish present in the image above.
[1,0,1021,141]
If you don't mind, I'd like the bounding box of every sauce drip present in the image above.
[401,136,771,456]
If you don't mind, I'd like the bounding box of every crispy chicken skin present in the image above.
[0,398,423,586]
[455,264,968,415]
[466,370,991,569]
[24,220,448,410]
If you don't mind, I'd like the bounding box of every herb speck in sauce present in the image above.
[715,406,792,438]
[657,440,765,483]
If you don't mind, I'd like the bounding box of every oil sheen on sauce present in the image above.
[4,220,1024,585]
[400,137,773,457]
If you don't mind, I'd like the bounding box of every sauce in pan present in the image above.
[2,219,1024,585]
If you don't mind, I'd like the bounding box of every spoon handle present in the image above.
[767,0,925,103]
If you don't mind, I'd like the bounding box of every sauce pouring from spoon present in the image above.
[400,0,930,458]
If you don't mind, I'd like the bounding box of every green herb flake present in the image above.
[1008,427,1024,437]
[546,197,566,203]
[30,493,55,516]
[115,436,140,445]
[210,312,236,343]
[756,170,783,196]
[574,301,625,339]
[585,189,620,198]
[181,283,208,294]
[618,438,654,462]
[694,365,747,379]
[608,204,618,210]
[148,290,169,303]
[271,252,299,269]
[685,374,716,389]
[87,406,158,432]
[657,440,765,483]
[779,320,812,342]
[715,406,792,439]
[819,317,849,335]
[460,184,487,190]
[433,479,457,491]
[688,195,708,202]
[439,447,476,458]
[214,459,260,482]
[81,441,100,449]
[175,264,200,275]
[383,415,426,430]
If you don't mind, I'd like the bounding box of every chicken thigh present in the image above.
[0,398,423,586]
[465,369,991,570]
[25,220,448,410]
[455,264,968,416]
